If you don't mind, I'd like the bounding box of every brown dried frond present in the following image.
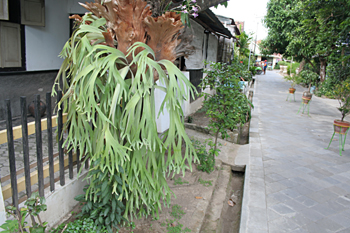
[143,11,184,62]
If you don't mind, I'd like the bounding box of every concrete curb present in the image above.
[184,123,240,144]
[191,160,222,233]
[199,164,232,233]
[239,77,268,233]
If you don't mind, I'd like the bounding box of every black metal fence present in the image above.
[1,91,88,209]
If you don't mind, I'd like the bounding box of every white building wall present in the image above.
[185,20,204,69]
[206,33,218,64]
[25,0,69,71]
[67,0,88,14]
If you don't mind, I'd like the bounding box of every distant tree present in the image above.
[236,31,253,60]
[263,0,350,82]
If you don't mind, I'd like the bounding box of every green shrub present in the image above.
[334,78,350,121]
[278,61,288,66]
[274,63,280,69]
[50,218,108,233]
[191,139,215,173]
[297,70,319,88]
[287,62,300,75]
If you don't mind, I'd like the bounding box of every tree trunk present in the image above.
[319,58,327,83]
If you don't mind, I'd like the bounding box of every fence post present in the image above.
[0,184,6,226]
[34,95,44,197]
[5,99,19,210]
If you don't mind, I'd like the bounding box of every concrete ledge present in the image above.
[199,165,232,233]
[239,78,268,233]
[184,123,240,144]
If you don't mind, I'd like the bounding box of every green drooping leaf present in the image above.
[53,13,197,230]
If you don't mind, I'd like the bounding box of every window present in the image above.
[0,0,45,70]
[20,0,45,26]
[0,0,9,20]
[0,21,21,68]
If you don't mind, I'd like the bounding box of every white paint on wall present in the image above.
[25,0,69,71]
[155,79,170,133]
[0,184,6,227]
[207,33,218,64]
[67,0,88,14]
[185,20,204,69]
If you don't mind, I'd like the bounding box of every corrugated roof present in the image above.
[192,9,234,39]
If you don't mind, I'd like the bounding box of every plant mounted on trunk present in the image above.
[52,0,197,231]
[200,61,253,163]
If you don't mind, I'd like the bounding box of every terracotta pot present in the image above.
[302,96,311,104]
[28,100,46,117]
[334,120,350,134]
[289,88,296,94]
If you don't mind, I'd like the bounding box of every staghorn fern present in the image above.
[52,3,197,228]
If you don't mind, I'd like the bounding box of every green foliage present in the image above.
[236,31,253,60]
[249,66,258,76]
[317,63,350,98]
[287,62,300,75]
[284,75,297,88]
[191,139,217,174]
[187,116,193,123]
[162,220,191,233]
[160,205,191,233]
[297,70,319,88]
[274,63,280,69]
[73,167,127,232]
[198,178,213,187]
[334,79,350,121]
[170,205,185,220]
[200,61,253,156]
[49,218,108,233]
[278,61,288,66]
[0,192,48,233]
[263,0,350,81]
[173,177,189,185]
[53,12,197,227]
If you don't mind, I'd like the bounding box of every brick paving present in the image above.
[243,70,350,233]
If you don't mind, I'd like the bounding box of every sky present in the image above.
[210,0,270,41]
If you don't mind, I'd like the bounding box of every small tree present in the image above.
[334,79,350,122]
[200,61,253,159]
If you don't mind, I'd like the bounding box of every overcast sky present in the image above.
[210,0,269,41]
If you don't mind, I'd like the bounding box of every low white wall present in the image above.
[0,171,88,231]
[42,171,88,229]
[182,73,215,117]
[0,185,5,227]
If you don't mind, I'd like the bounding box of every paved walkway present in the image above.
[241,70,350,233]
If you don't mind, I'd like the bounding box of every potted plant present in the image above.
[284,75,297,94]
[333,79,350,134]
[299,70,319,101]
